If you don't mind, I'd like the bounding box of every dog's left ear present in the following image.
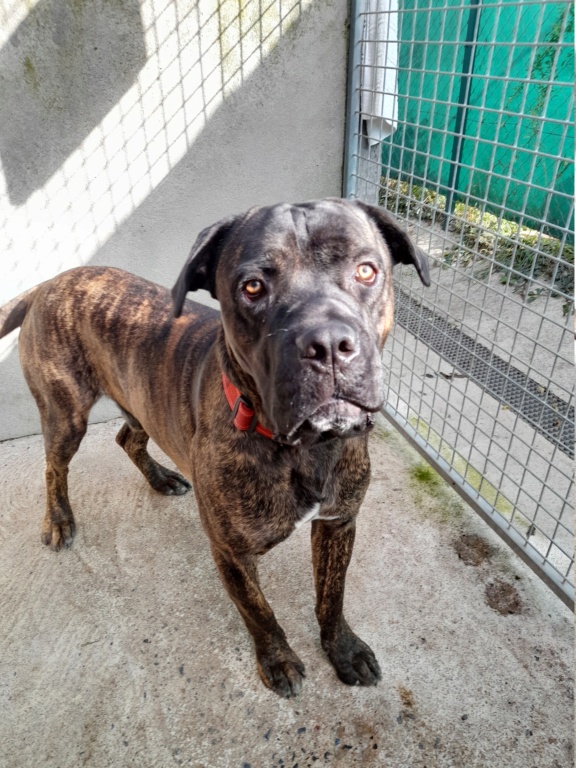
[354,200,431,287]
[172,215,239,317]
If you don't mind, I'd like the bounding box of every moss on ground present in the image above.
[375,418,465,523]
[406,414,524,528]
[409,462,442,493]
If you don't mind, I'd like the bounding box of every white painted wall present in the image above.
[0,0,349,440]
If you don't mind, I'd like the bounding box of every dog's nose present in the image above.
[296,323,359,367]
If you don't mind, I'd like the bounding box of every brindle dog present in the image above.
[0,199,429,697]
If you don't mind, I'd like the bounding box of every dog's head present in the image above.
[172,198,429,445]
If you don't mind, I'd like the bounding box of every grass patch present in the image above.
[409,462,443,492]
[407,413,520,526]
[379,179,574,315]
[375,415,519,528]
[407,460,464,523]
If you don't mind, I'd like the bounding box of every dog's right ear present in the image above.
[172,216,238,317]
[353,200,431,287]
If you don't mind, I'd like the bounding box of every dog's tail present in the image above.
[0,286,39,340]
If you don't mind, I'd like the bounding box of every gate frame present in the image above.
[344,0,574,610]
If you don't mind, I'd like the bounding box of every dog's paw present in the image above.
[326,630,381,687]
[149,466,191,496]
[257,647,306,698]
[41,517,76,551]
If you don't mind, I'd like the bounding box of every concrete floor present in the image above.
[0,415,573,768]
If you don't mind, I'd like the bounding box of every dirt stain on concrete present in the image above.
[485,578,523,615]
[398,685,415,709]
[352,717,381,764]
[453,533,492,566]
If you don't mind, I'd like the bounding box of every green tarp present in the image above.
[382,0,574,239]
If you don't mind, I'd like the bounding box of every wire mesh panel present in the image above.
[345,0,574,607]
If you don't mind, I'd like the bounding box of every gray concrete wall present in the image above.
[0,0,349,440]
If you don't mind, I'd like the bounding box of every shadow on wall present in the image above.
[0,0,346,440]
[0,0,337,302]
[90,2,343,287]
[0,0,146,206]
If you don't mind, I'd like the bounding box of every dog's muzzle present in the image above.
[274,399,378,446]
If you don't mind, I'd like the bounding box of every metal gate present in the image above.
[344,0,574,608]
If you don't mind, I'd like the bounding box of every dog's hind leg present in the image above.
[115,421,191,496]
[32,389,95,551]
[18,313,99,550]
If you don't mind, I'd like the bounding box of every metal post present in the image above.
[343,0,363,198]
[444,0,482,227]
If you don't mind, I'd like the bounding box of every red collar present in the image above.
[222,374,274,439]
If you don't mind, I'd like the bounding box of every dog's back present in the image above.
[2,265,220,476]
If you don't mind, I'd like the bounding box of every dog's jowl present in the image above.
[0,198,429,697]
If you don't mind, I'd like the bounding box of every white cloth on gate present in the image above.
[361,0,399,146]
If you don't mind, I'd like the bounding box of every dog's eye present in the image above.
[243,279,265,299]
[355,263,377,285]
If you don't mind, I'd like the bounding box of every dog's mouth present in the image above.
[274,398,378,446]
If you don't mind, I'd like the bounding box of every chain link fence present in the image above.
[345,0,574,608]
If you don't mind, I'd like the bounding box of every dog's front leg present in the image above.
[211,546,306,697]
[311,518,381,686]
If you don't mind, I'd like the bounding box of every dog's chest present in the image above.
[293,501,338,529]
[204,439,350,549]
[285,450,341,529]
